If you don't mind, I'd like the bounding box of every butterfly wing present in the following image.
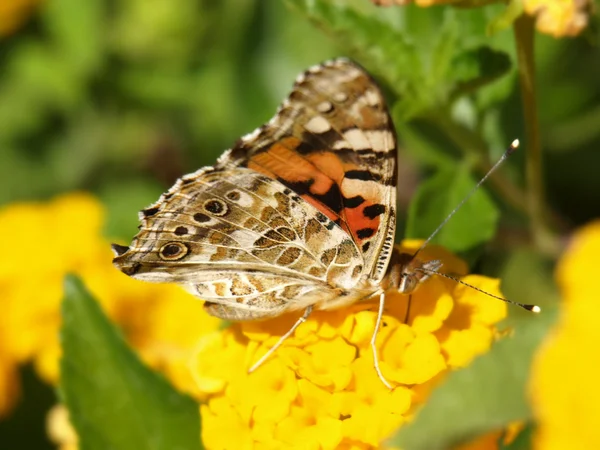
[218,58,397,284]
[113,59,396,319]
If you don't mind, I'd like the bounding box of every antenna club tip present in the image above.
[531,305,542,313]
[508,139,520,154]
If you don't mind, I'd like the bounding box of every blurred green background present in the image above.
[3,0,599,241]
[1,0,599,447]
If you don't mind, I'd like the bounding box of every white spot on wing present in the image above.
[343,128,370,150]
[365,130,395,152]
[341,178,391,199]
[332,140,351,150]
[236,191,254,208]
[333,92,348,103]
[316,101,333,113]
[305,116,331,134]
[339,129,394,152]
[364,89,381,107]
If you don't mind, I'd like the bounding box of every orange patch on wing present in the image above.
[247,161,277,179]
[249,138,334,196]
[305,152,348,185]
[344,202,381,243]
[248,139,384,242]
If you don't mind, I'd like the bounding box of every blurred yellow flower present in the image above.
[0,193,221,418]
[0,0,42,36]
[47,404,78,450]
[191,241,508,449]
[371,0,591,37]
[0,345,19,419]
[523,0,590,37]
[531,221,600,450]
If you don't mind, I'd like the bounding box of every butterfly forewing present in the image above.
[219,59,398,284]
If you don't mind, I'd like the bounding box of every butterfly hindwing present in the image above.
[113,166,364,316]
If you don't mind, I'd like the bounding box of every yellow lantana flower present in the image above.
[191,241,507,450]
[0,193,221,417]
[2,193,510,449]
[530,221,600,449]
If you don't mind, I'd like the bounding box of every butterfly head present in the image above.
[385,248,442,294]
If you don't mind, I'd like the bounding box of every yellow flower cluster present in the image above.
[0,193,221,418]
[0,194,509,449]
[191,241,507,449]
[531,221,600,449]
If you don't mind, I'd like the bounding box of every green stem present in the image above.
[514,15,561,256]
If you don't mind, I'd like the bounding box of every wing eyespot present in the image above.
[226,190,241,201]
[159,242,189,261]
[193,212,211,223]
[174,226,189,236]
[203,199,228,216]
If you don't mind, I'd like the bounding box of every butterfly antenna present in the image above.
[413,139,520,260]
[417,267,541,312]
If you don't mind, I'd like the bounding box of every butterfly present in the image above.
[111,58,535,388]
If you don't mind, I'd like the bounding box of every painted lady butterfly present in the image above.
[112,58,536,388]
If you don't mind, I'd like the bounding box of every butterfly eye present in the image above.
[398,275,418,294]
[159,242,189,261]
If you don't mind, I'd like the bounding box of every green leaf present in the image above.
[60,276,202,450]
[285,0,516,122]
[389,306,556,450]
[406,166,499,252]
[450,46,512,100]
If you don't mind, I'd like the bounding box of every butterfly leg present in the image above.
[403,294,413,324]
[371,291,393,390]
[248,305,314,373]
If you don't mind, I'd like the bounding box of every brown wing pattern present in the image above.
[113,59,398,320]
[217,58,397,284]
